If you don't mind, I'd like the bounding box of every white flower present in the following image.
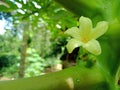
[65,16,108,55]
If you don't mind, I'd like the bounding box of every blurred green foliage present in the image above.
[25,48,46,77]
[0,0,78,78]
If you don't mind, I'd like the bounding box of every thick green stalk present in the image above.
[0,65,109,90]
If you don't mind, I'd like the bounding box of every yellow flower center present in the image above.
[82,37,88,43]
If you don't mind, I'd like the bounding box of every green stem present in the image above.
[0,65,108,90]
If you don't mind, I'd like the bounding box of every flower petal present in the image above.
[83,39,101,55]
[79,16,92,37]
[65,27,81,40]
[91,21,108,39]
[66,39,83,53]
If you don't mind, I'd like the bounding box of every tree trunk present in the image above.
[19,22,29,78]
